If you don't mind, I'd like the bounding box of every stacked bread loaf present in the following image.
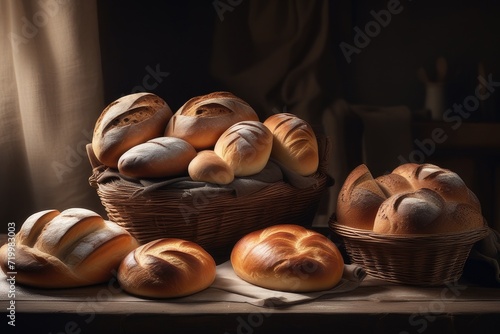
[90,92,320,183]
[336,163,485,234]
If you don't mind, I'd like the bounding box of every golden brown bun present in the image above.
[188,150,234,184]
[117,238,216,298]
[336,164,388,230]
[92,93,173,168]
[214,121,273,177]
[336,163,484,234]
[165,92,259,150]
[373,188,485,234]
[117,137,197,179]
[0,208,138,288]
[230,224,344,292]
[263,113,319,176]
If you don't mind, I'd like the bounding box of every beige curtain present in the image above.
[0,0,105,227]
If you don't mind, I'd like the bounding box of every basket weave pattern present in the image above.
[329,220,490,285]
[89,138,332,255]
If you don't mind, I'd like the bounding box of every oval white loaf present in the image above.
[0,208,139,288]
[214,120,273,177]
[165,91,259,150]
[117,238,216,298]
[263,113,319,176]
[92,92,172,168]
[117,137,197,179]
[230,224,344,292]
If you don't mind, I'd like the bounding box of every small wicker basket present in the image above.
[88,137,332,258]
[329,219,490,285]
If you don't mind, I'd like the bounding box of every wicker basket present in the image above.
[88,137,332,258]
[329,219,490,285]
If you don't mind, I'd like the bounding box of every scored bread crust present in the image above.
[164,91,259,150]
[336,164,388,230]
[0,208,139,288]
[263,113,319,176]
[230,224,344,292]
[92,92,172,168]
[117,238,216,298]
[214,120,273,177]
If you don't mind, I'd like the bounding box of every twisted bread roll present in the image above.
[336,163,485,234]
[0,208,138,288]
[214,120,273,177]
[231,224,344,292]
[165,92,259,150]
[263,113,319,176]
[92,93,172,168]
[117,238,216,298]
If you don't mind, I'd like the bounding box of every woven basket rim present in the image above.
[329,219,490,244]
[87,136,334,254]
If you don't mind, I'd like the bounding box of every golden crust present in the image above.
[231,224,344,292]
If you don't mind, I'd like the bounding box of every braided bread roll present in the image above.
[165,91,259,150]
[0,208,138,288]
[117,238,216,298]
[230,224,344,292]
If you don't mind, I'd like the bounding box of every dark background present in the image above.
[97,0,500,118]
[96,0,500,229]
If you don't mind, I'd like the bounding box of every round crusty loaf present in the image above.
[0,208,138,288]
[188,150,234,185]
[118,136,197,179]
[214,120,273,177]
[165,91,259,150]
[389,163,481,212]
[231,224,344,292]
[372,188,485,234]
[336,163,485,234]
[263,113,319,176]
[92,92,172,168]
[117,238,216,298]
